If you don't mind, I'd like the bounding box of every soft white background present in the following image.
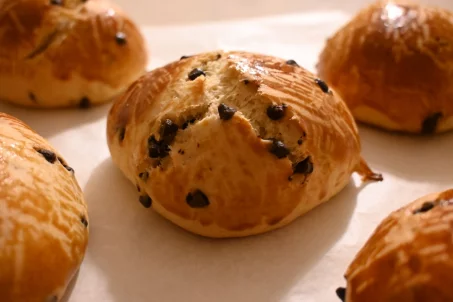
[1,0,453,301]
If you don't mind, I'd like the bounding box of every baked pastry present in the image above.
[0,0,148,109]
[0,113,89,301]
[317,0,453,134]
[106,50,382,238]
[337,189,453,302]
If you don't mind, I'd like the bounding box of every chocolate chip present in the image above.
[188,68,205,81]
[36,148,57,163]
[267,104,287,120]
[216,54,221,60]
[139,171,149,181]
[269,140,290,159]
[50,0,62,5]
[137,185,141,192]
[57,156,74,173]
[148,135,170,158]
[243,79,250,85]
[293,157,314,174]
[181,118,196,129]
[336,287,346,302]
[315,78,329,93]
[139,195,152,208]
[413,201,435,214]
[218,103,237,120]
[180,55,192,60]
[160,119,179,144]
[286,59,299,67]
[29,92,37,103]
[79,97,91,109]
[186,190,210,208]
[118,127,126,142]
[421,112,443,134]
[115,32,127,45]
[178,149,185,155]
[297,138,303,145]
[80,215,88,228]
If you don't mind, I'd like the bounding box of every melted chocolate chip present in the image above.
[286,59,299,67]
[178,149,185,155]
[180,55,192,60]
[293,157,314,174]
[115,32,127,45]
[336,287,346,302]
[50,0,62,5]
[267,104,287,120]
[216,54,221,60]
[36,148,57,163]
[218,103,237,120]
[297,138,303,145]
[139,195,152,208]
[413,201,435,214]
[269,140,290,159]
[29,92,37,103]
[160,119,179,144]
[421,112,443,134]
[148,135,170,158]
[188,68,206,81]
[118,127,126,142]
[243,79,250,85]
[182,118,196,130]
[80,215,88,228]
[315,78,329,93]
[186,190,210,208]
[139,171,149,181]
[79,97,91,109]
[57,157,74,173]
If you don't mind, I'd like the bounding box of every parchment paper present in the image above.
[1,9,452,302]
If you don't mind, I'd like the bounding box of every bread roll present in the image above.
[337,189,453,302]
[0,113,89,301]
[317,0,453,134]
[0,0,148,109]
[106,50,382,238]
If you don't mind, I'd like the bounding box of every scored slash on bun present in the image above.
[0,113,89,302]
[339,189,453,302]
[317,0,453,134]
[107,50,382,238]
[0,0,148,108]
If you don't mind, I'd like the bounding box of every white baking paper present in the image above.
[1,8,453,302]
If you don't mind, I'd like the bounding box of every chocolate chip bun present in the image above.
[0,113,89,301]
[337,189,453,302]
[106,50,382,238]
[317,0,453,134]
[0,0,148,109]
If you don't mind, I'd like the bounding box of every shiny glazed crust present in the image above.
[317,0,453,134]
[344,189,453,302]
[0,113,89,301]
[0,0,148,108]
[107,50,381,238]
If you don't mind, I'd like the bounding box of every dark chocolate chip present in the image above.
[413,201,435,214]
[180,55,192,60]
[29,92,37,103]
[243,79,250,85]
[188,68,206,81]
[160,119,179,144]
[178,149,185,155]
[50,0,62,5]
[218,103,237,120]
[293,157,314,174]
[186,190,210,208]
[297,138,303,145]
[57,156,74,173]
[139,171,149,181]
[286,59,299,67]
[79,97,91,109]
[80,215,88,228]
[139,195,152,208]
[315,78,329,93]
[148,135,170,158]
[137,185,141,192]
[267,104,287,120]
[269,140,290,159]
[115,32,127,45]
[421,112,443,134]
[216,54,221,60]
[181,118,196,129]
[118,127,126,142]
[36,148,57,163]
[336,287,346,302]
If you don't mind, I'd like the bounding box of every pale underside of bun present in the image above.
[0,113,88,302]
[317,0,453,134]
[340,189,453,302]
[0,0,148,108]
[107,50,382,238]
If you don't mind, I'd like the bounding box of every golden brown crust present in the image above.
[344,189,453,302]
[317,0,453,134]
[0,0,148,108]
[0,113,89,301]
[107,50,381,238]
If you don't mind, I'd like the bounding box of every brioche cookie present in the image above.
[107,50,382,238]
[317,0,453,134]
[0,113,89,301]
[337,189,453,302]
[0,0,148,109]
